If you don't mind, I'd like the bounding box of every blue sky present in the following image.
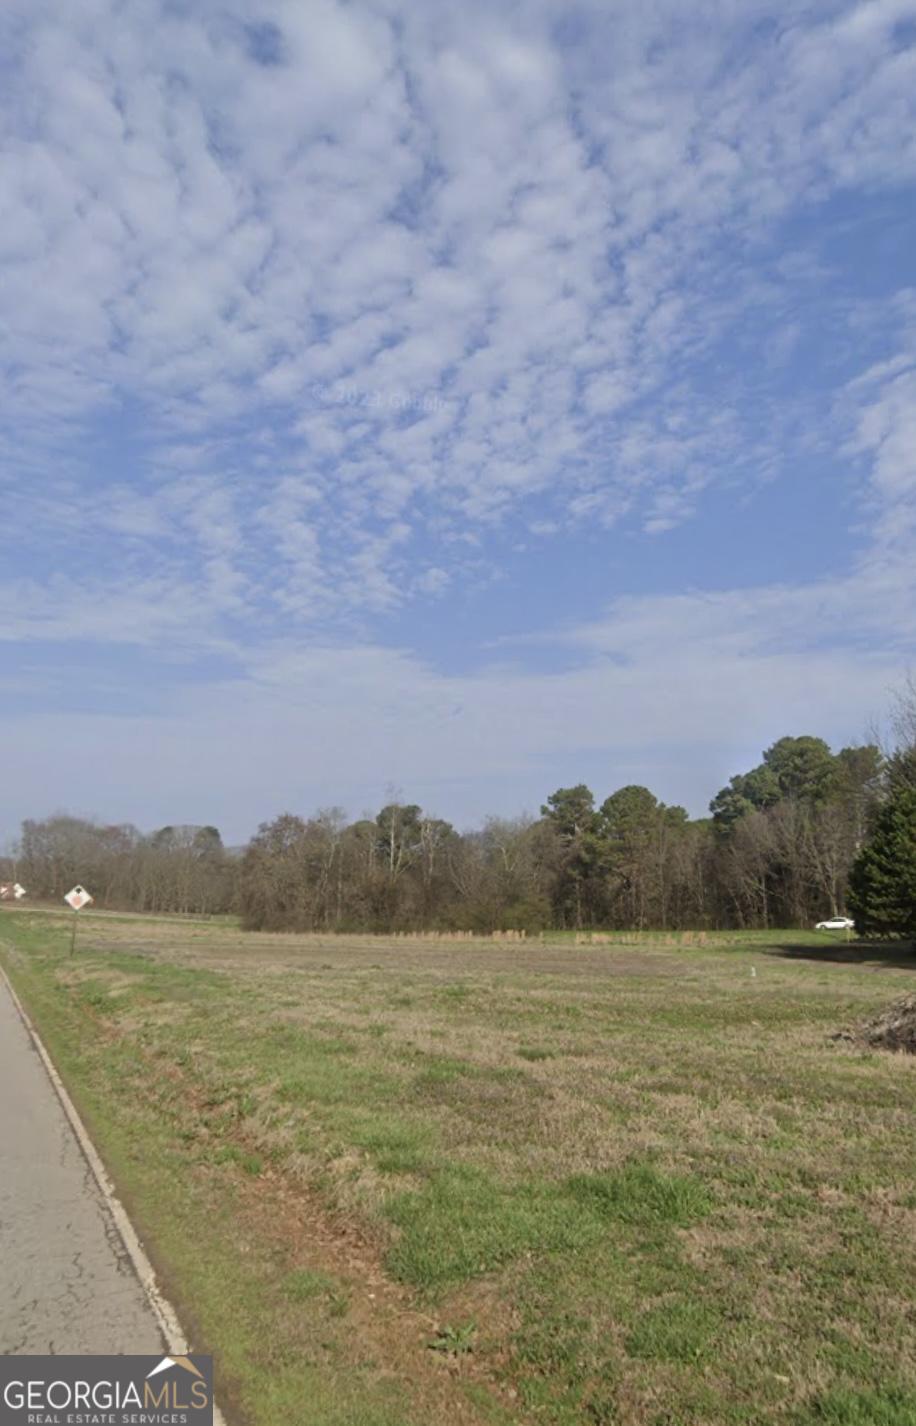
[1,0,915,843]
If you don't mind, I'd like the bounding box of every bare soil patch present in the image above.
[841,993,916,1054]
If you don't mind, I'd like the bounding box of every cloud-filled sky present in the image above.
[2,0,915,842]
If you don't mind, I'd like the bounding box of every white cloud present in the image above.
[843,305,916,544]
[3,0,915,609]
[1,0,915,833]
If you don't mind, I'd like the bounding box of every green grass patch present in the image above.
[565,1162,712,1227]
[349,1117,438,1175]
[798,1387,916,1425]
[385,1165,605,1289]
[281,1267,337,1303]
[211,1144,263,1175]
[624,1300,720,1363]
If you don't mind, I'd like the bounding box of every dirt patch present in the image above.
[230,1169,512,1425]
[837,994,916,1054]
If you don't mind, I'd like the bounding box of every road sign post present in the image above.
[64,886,94,955]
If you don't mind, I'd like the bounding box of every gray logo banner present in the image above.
[0,1355,213,1426]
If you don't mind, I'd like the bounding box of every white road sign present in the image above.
[64,885,93,911]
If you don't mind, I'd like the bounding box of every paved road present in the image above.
[0,977,165,1354]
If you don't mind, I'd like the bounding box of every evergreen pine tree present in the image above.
[848,788,916,938]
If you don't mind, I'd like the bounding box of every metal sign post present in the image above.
[64,885,94,955]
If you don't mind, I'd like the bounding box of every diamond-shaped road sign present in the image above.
[64,885,93,911]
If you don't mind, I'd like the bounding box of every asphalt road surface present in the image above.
[0,977,165,1354]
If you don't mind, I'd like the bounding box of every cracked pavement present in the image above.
[0,979,166,1354]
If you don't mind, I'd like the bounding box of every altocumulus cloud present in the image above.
[0,0,914,836]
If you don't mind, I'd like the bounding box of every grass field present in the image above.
[2,911,915,1426]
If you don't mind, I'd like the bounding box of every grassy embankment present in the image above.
[2,910,915,1426]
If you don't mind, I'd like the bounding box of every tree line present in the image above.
[7,819,233,917]
[5,693,914,936]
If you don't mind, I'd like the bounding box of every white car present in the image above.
[815,916,855,931]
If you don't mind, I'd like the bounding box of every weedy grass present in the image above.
[2,910,915,1425]
[281,1268,338,1302]
[564,1163,712,1227]
[797,1388,916,1426]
